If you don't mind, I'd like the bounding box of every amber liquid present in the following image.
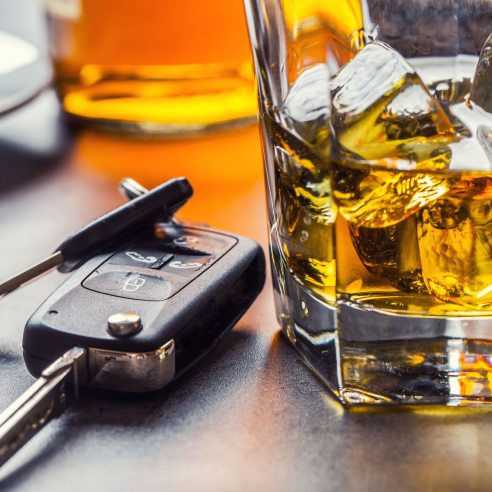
[47,0,257,135]
[270,62,492,403]
[270,40,492,317]
[263,0,492,404]
[274,112,492,316]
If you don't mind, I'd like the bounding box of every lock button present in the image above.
[83,271,172,301]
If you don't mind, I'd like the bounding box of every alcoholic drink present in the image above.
[248,0,492,404]
[46,0,257,135]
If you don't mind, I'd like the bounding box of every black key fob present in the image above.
[56,177,193,272]
[23,223,266,392]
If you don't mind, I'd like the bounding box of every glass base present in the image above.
[55,62,258,138]
[64,113,258,139]
[340,338,492,405]
[271,234,492,407]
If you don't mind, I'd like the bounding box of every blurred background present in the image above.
[0,0,263,206]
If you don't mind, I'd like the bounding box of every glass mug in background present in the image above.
[245,0,492,406]
[45,0,257,136]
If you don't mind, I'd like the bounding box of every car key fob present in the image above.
[22,223,266,392]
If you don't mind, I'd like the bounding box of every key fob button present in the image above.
[109,248,170,268]
[83,271,172,301]
[161,255,215,278]
[155,226,237,256]
[82,228,238,300]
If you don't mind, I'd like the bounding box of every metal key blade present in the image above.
[0,251,64,297]
[119,178,148,201]
[0,347,86,467]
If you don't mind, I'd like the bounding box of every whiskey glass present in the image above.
[245,0,492,405]
[45,0,257,136]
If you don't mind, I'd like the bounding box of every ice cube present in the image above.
[331,41,456,164]
[329,42,461,228]
[332,162,457,293]
[281,64,331,153]
[267,111,336,224]
[417,179,492,309]
[271,63,335,223]
[470,33,492,113]
[332,162,459,228]
[348,214,427,293]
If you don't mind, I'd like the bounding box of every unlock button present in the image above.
[83,271,172,301]
[161,255,215,278]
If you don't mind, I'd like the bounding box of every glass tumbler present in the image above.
[45,0,257,136]
[245,0,492,406]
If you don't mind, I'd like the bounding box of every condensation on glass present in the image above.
[245,0,492,405]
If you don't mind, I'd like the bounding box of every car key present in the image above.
[0,176,193,296]
[0,219,266,467]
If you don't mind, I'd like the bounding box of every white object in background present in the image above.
[0,30,39,75]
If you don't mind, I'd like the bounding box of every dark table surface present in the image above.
[2,2,492,491]
[1,125,492,492]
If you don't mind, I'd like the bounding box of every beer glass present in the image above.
[245,0,492,405]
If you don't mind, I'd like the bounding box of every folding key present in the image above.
[0,213,266,468]
[0,177,193,296]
